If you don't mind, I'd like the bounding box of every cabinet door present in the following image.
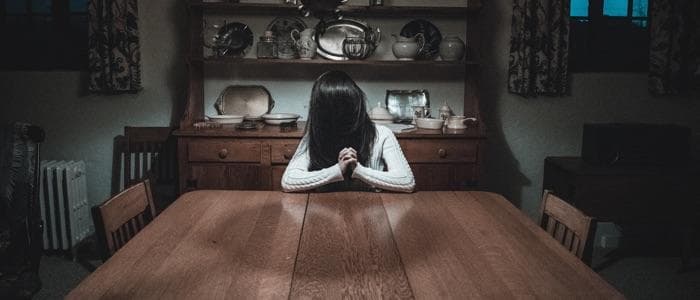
[188,164,268,190]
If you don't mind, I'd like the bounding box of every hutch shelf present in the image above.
[176,0,486,193]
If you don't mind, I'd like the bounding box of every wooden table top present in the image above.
[68,191,623,299]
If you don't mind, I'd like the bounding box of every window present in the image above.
[0,0,88,70]
[569,0,649,72]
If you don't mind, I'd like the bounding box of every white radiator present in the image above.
[39,160,93,251]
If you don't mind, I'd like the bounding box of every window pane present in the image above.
[604,0,629,16]
[6,1,28,14]
[70,0,87,12]
[632,19,647,28]
[32,0,51,14]
[632,0,647,17]
[571,0,589,17]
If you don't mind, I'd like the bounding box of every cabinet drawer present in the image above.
[270,141,300,164]
[188,164,266,190]
[188,140,261,162]
[411,163,477,190]
[400,140,477,163]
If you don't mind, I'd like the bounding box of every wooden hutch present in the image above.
[175,1,486,193]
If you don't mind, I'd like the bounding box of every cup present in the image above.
[411,105,430,124]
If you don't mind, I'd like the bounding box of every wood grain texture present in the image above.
[70,191,622,299]
[381,191,624,299]
[68,191,307,299]
[290,192,414,299]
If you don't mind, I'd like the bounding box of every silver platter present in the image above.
[385,89,430,122]
[314,19,372,61]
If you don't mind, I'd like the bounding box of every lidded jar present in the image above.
[257,31,278,59]
[438,102,453,125]
[439,36,466,61]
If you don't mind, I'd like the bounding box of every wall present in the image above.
[0,0,187,205]
[479,0,700,221]
[1,0,698,232]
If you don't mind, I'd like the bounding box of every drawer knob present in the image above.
[284,149,293,160]
[218,148,228,159]
[438,148,447,158]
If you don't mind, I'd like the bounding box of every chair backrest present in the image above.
[539,190,593,259]
[112,126,176,195]
[96,180,157,257]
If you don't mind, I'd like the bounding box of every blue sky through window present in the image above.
[632,0,648,17]
[604,0,629,16]
[571,0,647,18]
[571,0,589,17]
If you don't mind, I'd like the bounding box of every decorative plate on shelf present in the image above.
[216,22,254,57]
[266,17,307,58]
[400,19,442,60]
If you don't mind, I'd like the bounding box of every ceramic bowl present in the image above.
[369,102,394,122]
[208,114,245,124]
[415,117,444,130]
[262,113,301,125]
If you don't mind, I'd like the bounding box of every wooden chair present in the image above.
[111,126,177,212]
[539,190,594,262]
[93,180,157,259]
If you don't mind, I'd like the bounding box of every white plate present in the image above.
[262,113,300,119]
[207,114,245,124]
[262,113,300,125]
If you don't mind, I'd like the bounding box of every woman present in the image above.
[281,70,415,193]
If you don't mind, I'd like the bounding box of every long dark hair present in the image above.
[305,70,376,171]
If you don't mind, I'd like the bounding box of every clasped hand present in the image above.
[338,147,358,174]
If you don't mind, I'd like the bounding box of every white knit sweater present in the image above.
[281,125,415,193]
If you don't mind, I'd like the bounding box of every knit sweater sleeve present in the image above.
[351,127,415,193]
[281,136,345,192]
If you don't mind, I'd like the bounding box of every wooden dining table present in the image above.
[68,190,623,299]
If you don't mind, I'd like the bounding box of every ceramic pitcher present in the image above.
[291,28,317,60]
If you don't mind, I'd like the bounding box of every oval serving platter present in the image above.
[215,85,275,120]
[314,19,373,61]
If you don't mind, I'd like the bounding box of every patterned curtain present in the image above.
[508,0,570,97]
[649,0,700,95]
[88,0,142,93]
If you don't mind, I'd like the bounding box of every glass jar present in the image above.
[257,31,278,59]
